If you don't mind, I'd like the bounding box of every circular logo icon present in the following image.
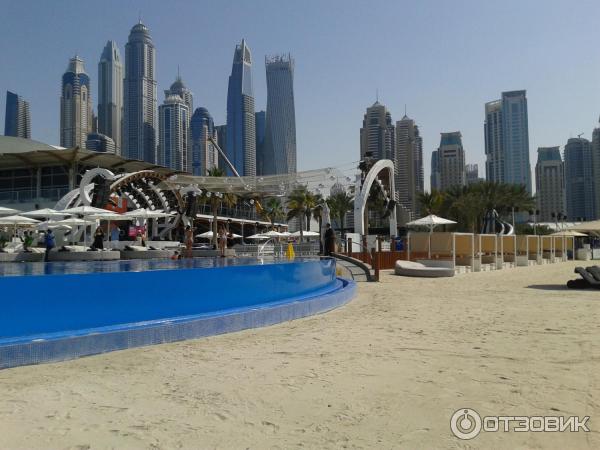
[450,408,482,440]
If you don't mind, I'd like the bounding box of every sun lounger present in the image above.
[394,260,455,278]
[567,266,600,289]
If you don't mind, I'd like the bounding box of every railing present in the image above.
[0,187,70,204]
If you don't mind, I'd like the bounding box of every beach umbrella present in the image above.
[0,215,40,237]
[22,208,72,219]
[406,214,457,258]
[290,230,320,237]
[61,206,116,245]
[36,220,73,231]
[0,206,21,217]
[246,234,270,240]
[124,208,173,219]
[262,230,285,237]
[196,231,242,239]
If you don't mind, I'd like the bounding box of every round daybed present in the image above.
[394,260,455,278]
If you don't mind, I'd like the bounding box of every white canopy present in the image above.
[246,234,270,240]
[62,205,116,216]
[50,218,95,226]
[550,230,587,237]
[0,206,22,217]
[569,220,600,235]
[36,220,73,231]
[124,208,173,219]
[0,215,41,225]
[290,230,320,237]
[406,214,457,258]
[262,230,286,237]
[23,208,72,219]
[196,231,242,239]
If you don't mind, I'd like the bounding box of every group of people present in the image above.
[183,225,231,258]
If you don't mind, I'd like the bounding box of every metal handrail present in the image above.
[340,238,374,265]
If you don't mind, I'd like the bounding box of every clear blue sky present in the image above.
[1,0,599,190]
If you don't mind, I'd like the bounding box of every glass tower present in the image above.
[98,41,123,155]
[190,107,218,176]
[226,39,256,176]
[124,22,157,163]
[263,54,296,175]
[60,56,92,149]
[4,91,30,139]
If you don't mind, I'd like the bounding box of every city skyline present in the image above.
[1,1,600,189]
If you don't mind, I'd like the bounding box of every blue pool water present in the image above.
[0,257,355,368]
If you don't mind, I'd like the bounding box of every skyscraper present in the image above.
[430,150,440,191]
[158,95,189,171]
[165,75,193,114]
[395,115,423,219]
[255,110,266,175]
[226,39,256,176]
[4,91,30,139]
[215,124,227,171]
[98,41,123,154]
[437,132,466,190]
[465,164,481,185]
[60,56,92,149]
[484,91,531,193]
[263,54,296,175]
[535,147,565,222]
[124,22,157,163]
[564,137,596,221]
[592,120,600,221]
[85,132,116,153]
[190,107,218,175]
[360,101,394,161]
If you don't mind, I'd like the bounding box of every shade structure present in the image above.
[22,208,72,219]
[0,215,41,225]
[61,205,116,216]
[262,230,285,237]
[569,220,600,236]
[0,206,22,217]
[290,230,320,237]
[246,234,270,240]
[36,220,73,231]
[123,208,173,219]
[196,231,242,239]
[406,214,457,258]
[550,230,587,237]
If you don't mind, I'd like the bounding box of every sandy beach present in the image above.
[0,261,599,449]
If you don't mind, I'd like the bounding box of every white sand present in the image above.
[0,261,599,449]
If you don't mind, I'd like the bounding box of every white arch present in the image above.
[353,159,397,236]
[79,168,116,206]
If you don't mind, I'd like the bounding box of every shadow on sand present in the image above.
[526,284,570,291]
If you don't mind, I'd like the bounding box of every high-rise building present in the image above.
[465,164,481,185]
[395,115,423,218]
[437,132,466,190]
[158,95,189,172]
[535,147,565,222]
[592,120,600,221]
[86,132,116,153]
[484,91,532,193]
[255,110,266,175]
[564,137,596,221]
[430,150,440,191]
[4,91,31,138]
[263,54,296,175]
[60,56,92,149]
[124,22,157,163]
[190,107,218,175]
[360,101,394,161]
[165,75,193,114]
[98,41,123,154]
[226,39,256,176]
[215,124,227,171]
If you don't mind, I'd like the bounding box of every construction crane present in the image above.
[206,136,241,178]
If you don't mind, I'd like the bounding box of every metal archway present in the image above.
[353,159,397,236]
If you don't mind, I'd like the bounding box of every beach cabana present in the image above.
[405,215,457,258]
[527,235,541,264]
[540,235,554,263]
[477,234,498,270]
[501,235,517,267]
[453,233,475,272]
[551,231,581,261]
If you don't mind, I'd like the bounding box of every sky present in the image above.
[1,0,600,191]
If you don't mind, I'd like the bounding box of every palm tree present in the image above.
[418,190,445,215]
[327,191,354,234]
[260,197,285,230]
[202,167,238,246]
[303,191,320,232]
[286,186,312,241]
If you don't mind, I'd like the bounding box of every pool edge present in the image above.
[0,277,356,370]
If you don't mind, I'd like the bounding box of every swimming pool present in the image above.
[0,257,355,369]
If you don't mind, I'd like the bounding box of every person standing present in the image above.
[44,229,55,262]
[92,227,105,250]
[324,223,336,256]
[184,225,194,258]
[218,226,227,257]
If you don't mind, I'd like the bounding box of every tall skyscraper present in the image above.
[190,107,218,175]
[263,54,296,175]
[437,132,466,190]
[564,137,596,221]
[484,90,532,193]
[124,22,157,163]
[255,110,266,175]
[465,164,480,185]
[165,74,193,114]
[215,124,227,171]
[98,41,123,154]
[226,39,256,176]
[430,150,440,191]
[60,56,92,148]
[592,119,600,221]
[395,115,423,218]
[360,101,395,161]
[4,91,31,139]
[535,147,565,222]
[86,132,116,153]
[158,95,189,171]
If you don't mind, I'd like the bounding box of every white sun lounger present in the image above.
[394,260,455,278]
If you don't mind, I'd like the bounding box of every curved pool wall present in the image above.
[0,258,356,369]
